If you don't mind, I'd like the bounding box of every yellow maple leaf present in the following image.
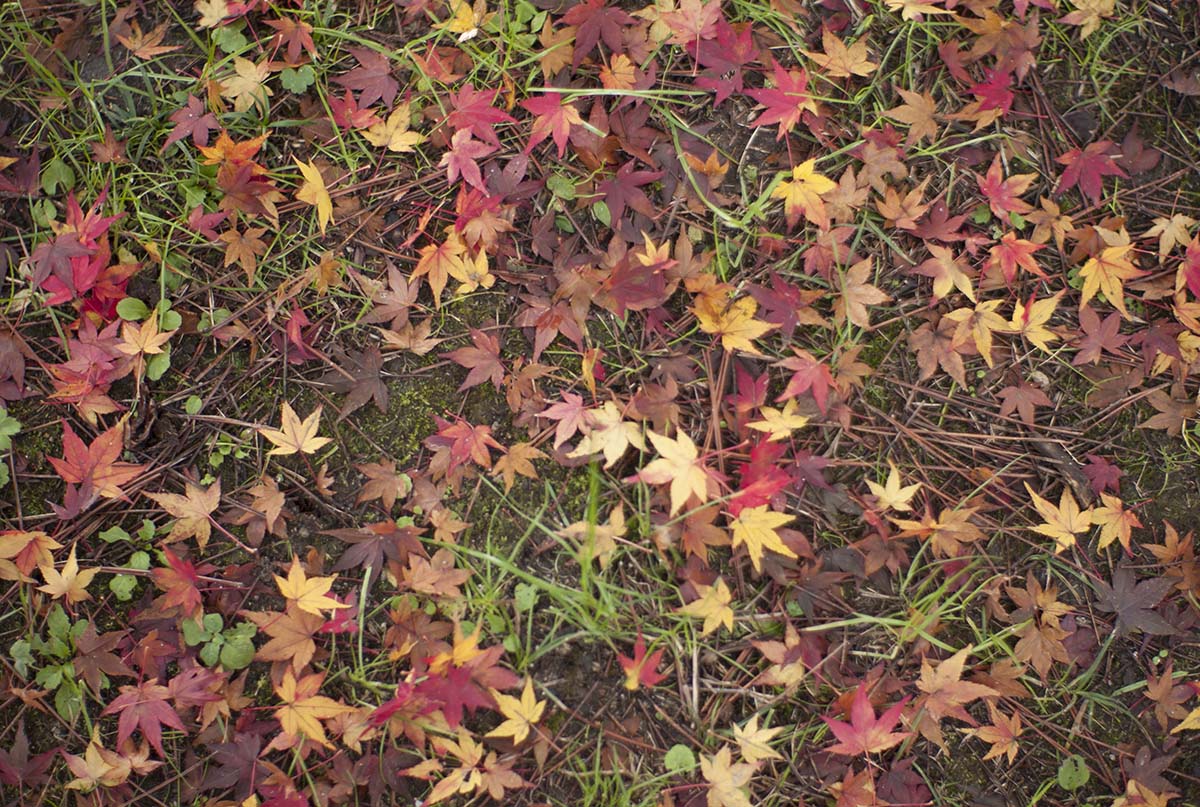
[678,577,734,636]
[274,669,352,748]
[486,677,546,745]
[1078,244,1146,320]
[38,545,98,605]
[437,0,493,40]
[771,159,836,229]
[362,103,425,152]
[258,402,333,457]
[884,0,951,19]
[294,159,333,235]
[146,479,222,550]
[1171,705,1200,734]
[194,0,230,29]
[220,57,273,113]
[694,295,776,355]
[700,746,754,807]
[1092,492,1142,553]
[866,461,921,512]
[729,505,797,572]
[1025,483,1093,553]
[568,401,646,468]
[1060,0,1116,39]
[747,400,810,442]
[733,715,784,763]
[638,430,712,515]
[275,555,350,616]
[1007,292,1061,352]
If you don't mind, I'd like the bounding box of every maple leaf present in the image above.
[116,20,179,59]
[771,159,836,229]
[264,15,316,65]
[486,677,545,745]
[661,0,722,47]
[701,746,754,807]
[892,506,985,558]
[334,47,398,108]
[0,530,61,581]
[913,244,976,302]
[539,392,589,449]
[1073,304,1128,365]
[997,380,1053,425]
[822,685,912,756]
[354,459,411,512]
[728,505,797,573]
[493,442,547,493]
[294,159,333,235]
[38,545,98,604]
[775,348,836,413]
[678,577,734,636]
[1056,140,1127,204]
[835,258,891,329]
[1078,244,1146,320]
[1025,482,1093,553]
[884,0,951,19]
[638,429,713,514]
[916,646,999,726]
[1008,292,1061,352]
[219,225,268,282]
[569,401,646,468]
[733,715,784,763]
[442,327,505,391]
[48,420,146,500]
[747,399,810,442]
[560,504,626,567]
[219,57,273,113]
[73,623,135,694]
[693,294,776,355]
[944,299,1005,366]
[885,87,939,145]
[1094,564,1177,637]
[362,102,425,152]
[276,555,351,616]
[146,479,221,550]
[246,606,325,672]
[274,669,352,749]
[976,155,1036,219]
[63,733,136,792]
[747,60,819,139]
[866,461,921,512]
[521,93,583,158]
[617,631,668,690]
[151,548,205,618]
[966,704,1023,765]
[439,129,497,191]
[258,402,333,457]
[1092,492,1141,553]
[0,722,55,788]
[803,28,877,78]
[443,84,516,146]
[162,95,218,151]
[102,679,186,756]
[987,231,1045,284]
[561,0,634,65]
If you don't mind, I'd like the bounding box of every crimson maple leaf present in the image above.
[439,129,497,191]
[822,685,912,756]
[595,160,662,222]
[161,95,218,152]
[1056,140,1127,205]
[328,91,382,130]
[975,155,1035,219]
[692,19,760,105]
[29,232,91,287]
[101,679,187,756]
[333,47,398,108]
[561,0,634,66]
[425,415,505,471]
[151,548,207,618]
[747,60,818,139]
[774,348,835,413]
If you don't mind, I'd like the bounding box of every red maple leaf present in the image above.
[692,19,760,105]
[594,160,662,222]
[538,392,589,449]
[442,328,505,391]
[263,16,316,66]
[987,231,1044,284]
[151,549,207,618]
[425,415,505,471]
[617,632,668,690]
[521,93,583,158]
[101,679,186,756]
[747,60,816,139]
[332,47,398,108]
[822,685,912,756]
[161,95,219,152]
[774,348,835,413]
[975,155,1035,219]
[444,84,516,146]
[1056,140,1127,205]
[1073,304,1128,366]
[560,0,634,67]
[328,91,382,130]
[48,421,147,502]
